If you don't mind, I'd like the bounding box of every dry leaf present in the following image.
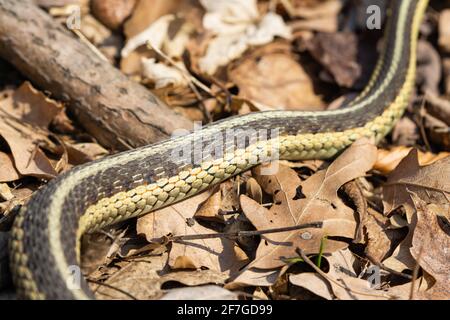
[120,9,194,88]
[137,192,248,275]
[10,82,62,127]
[382,150,450,272]
[290,249,380,300]
[0,183,14,201]
[410,195,450,300]
[387,274,435,300]
[94,257,231,300]
[438,10,450,53]
[79,14,113,47]
[279,159,324,173]
[425,90,450,127]
[198,0,291,74]
[195,181,238,222]
[290,249,416,300]
[341,181,366,243]
[283,0,342,19]
[444,58,450,95]
[51,108,76,134]
[417,41,441,95]
[305,32,377,89]
[364,208,405,264]
[122,14,175,57]
[0,185,35,219]
[36,0,85,8]
[0,152,21,182]
[194,188,224,222]
[161,269,229,288]
[91,0,136,30]
[285,0,342,33]
[140,58,188,89]
[375,146,450,174]
[124,0,182,39]
[200,0,259,35]
[81,232,117,275]
[382,232,416,273]
[252,287,269,300]
[92,253,169,300]
[66,142,108,165]
[424,114,450,151]
[235,139,376,285]
[0,82,63,179]
[391,117,419,147]
[160,285,238,300]
[289,272,333,300]
[423,92,450,150]
[383,150,450,220]
[228,268,281,288]
[229,47,324,110]
[246,177,263,204]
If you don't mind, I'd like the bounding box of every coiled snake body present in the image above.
[9,0,429,299]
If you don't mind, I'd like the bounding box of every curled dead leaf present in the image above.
[229,45,324,110]
[410,195,450,299]
[383,150,449,220]
[235,139,377,285]
[195,181,239,222]
[290,249,427,300]
[246,177,262,204]
[375,146,450,174]
[382,150,449,272]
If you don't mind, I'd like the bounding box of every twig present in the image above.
[87,279,138,300]
[207,76,233,115]
[147,42,212,95]
[0,0,193,150]
[417,94,432,151]
[72,29,109,62]
[170,222,323,242]
[50,5,109,63]
[342,180,367,243]
[147,42,213,122]
[295,248,393,299]
[369,261,413,280]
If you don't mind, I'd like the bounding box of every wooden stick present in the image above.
[0,0,192,150]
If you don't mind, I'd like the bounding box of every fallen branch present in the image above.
[0,0,192,150]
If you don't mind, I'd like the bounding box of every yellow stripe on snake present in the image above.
[9,0,429,299]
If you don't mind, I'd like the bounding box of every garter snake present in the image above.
[9,0,429,299]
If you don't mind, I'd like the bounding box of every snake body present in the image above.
[9,0,429,299]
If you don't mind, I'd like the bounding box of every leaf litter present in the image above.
[1,0,450,301]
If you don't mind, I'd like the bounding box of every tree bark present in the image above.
[0,0,192,151]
